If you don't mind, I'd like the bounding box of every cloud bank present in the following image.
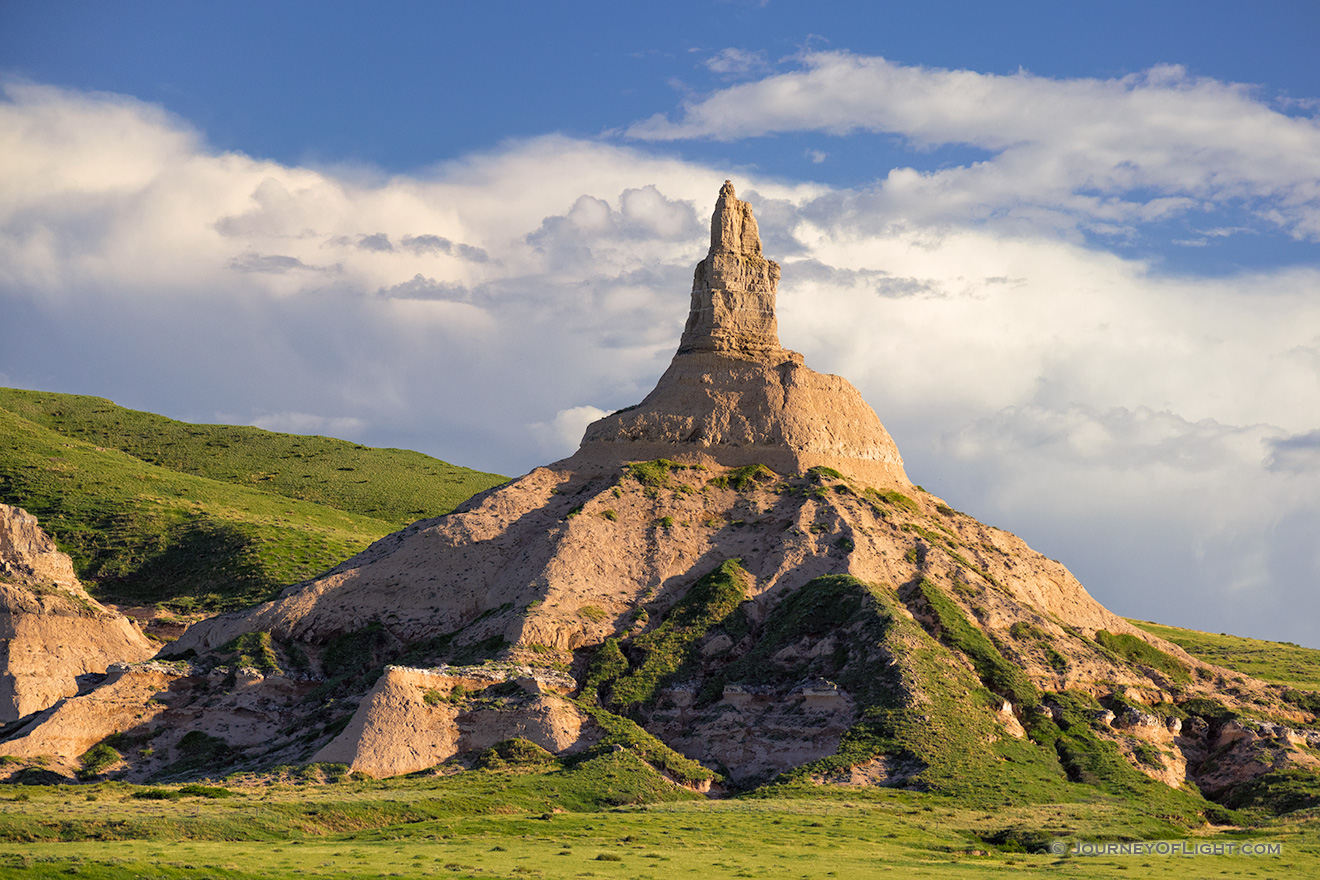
[631,52,1320,241]
[2,60,1319,644]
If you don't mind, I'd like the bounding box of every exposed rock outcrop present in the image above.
[573,181,908,487]
[313,665,591,778]
[0,662,180,769]
[0,504,156,722]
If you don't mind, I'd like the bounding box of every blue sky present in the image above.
[3,2,1320,644]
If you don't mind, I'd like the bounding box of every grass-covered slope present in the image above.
[1129,618,1320,691]
[0,388,506,613]
[585,562,1230,833]
[0,387,505,527]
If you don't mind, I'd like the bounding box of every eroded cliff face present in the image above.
[312,665,586,778]
[0,504,156,722]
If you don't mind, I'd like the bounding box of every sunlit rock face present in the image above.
[575,181,910,488]
[0,504,155,722]
[678,179,784,357]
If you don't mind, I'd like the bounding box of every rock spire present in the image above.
[572,181,910,487]
[678,180,784,357]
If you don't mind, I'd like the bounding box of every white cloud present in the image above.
[3,79,1320,644]
[528,405,610,459]
[929,402,1320,639]
[0,81,788,469]
[702,48,771,78]
[629,52,1320,239]
[1267,429,1320,473]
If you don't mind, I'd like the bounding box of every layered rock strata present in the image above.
[0,504,156,721]
[572,180,908,488]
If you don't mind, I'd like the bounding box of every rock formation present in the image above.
[0,504,155,722]
[573,181,907,487]
[4,184,1316,813]
[311,665,585,778]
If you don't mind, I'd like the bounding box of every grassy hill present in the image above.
[1129,618,1320,691]
[0,388,506,613]
[0,388,504,527]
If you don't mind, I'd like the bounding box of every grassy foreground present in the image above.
[0,774,1314,879]
[0,387,506,612]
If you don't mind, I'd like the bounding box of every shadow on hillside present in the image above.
[89,518,278,613]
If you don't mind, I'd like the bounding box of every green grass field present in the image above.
[0,772,1314,879]
[0,387,506,612]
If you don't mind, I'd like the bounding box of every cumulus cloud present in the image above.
[398,234,490,262]
[927,403,1320,640]
[377,274,472,302]
[629,52,1320,239]
[0,80,778,469]
[3,78,1320,643]
[228,252,339,274]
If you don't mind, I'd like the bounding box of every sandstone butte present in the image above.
[2,183,1317,802]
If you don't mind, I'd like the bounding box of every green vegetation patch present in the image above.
[574,704,713,786]
[866,487,921,515]
[1221,768,1320,816]
[0,775,1300,875]
[625,458,691,488]
[0,386,506,527]
[151,731,238,782]
[705,574,879,703]
[583,638,629,704]
[472,738,560,772]
[1010,621,1046,641]
[131,784,234,801]
[707,463,776,491]
[77,744,121,780]
[1094,630,1189,683]
[0,408,378,612]
[221,631,281,673]
[753,577,1060,802]
[805,465,844,481]
[1022,691,1234,826]
[1179,696,1239,724]
[1009,621,1068,672]
[1282,688,1320,716]
[321,621,392,680]
[912,578,1038,706]
[598,560,749,708]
